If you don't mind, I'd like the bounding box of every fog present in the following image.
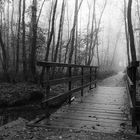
[2,0,140,72]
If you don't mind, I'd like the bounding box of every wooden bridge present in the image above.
[28,61,140,134]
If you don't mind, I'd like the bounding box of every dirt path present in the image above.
[0,72,140,140]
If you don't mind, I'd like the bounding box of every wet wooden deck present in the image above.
[36,85,133,133]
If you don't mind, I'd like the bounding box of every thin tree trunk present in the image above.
[68,0,80,64]
[44,0,58,61]
[0,30,10,81]
[74,8,78,64]
[51,32,55,61]
[89,0,107,65]
[63,2,70,64]
[54,0,65,62]
[85,0,91,65]
[87,0,96,65]
[40,0,58,82]
[96,38,100,66]
[11,0,16,69]
[30,0,37,79]
[16,0,22,73]
[22,0,27,80]
[6,1,9,65]
[37,0,46,25]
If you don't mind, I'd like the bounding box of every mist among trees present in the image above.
[0,0,140,82]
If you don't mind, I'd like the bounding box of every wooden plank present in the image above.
[51,112,128,122]
[65,103,123,110]
[59,106,124,115]
[79,99,125,105]
[41,118,130,128]
[27,123,124,134]
[54,108,126,118]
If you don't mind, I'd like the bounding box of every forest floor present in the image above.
[0,82,44,107]
[0,71,140,140]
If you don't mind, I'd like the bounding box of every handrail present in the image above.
[37,61,98,117]
[126,61,139,126]
[43,74,95,86]
[37,61,98,68]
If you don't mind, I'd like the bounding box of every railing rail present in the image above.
[37,61,98,117]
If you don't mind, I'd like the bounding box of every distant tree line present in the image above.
[0,0,109,82]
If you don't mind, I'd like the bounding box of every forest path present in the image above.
[34,72,135,134]
[98,71,126,87]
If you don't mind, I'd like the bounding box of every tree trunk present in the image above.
[40,0,58,82]
[44,0,58,61]
[89,0,107,65]
[53,0,65,62]
[124,0,130,64]
[127,0,137,62]
[87,0,96,65]
[16,0,22,73]
[37,0,46,25]
[68,0,78,64]
[0,30,10,81]
[6,1,9,65]
[30,0,37,79]
[85,1,91,65]
[74,9,78,65]
[22,0,27,80]
[11,0,16,69]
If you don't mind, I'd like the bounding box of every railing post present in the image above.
[45,66,50,118]
[89,67,92,90]
[45,66,50,100]
[68,66,72,104]
[95,68,97,88]
[81,67,84,97]
[132,66,137,127]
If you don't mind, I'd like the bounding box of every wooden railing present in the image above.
[126,61,139,126]
[37,61,98,116]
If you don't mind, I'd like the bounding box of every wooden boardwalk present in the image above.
[37,85,133,134]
